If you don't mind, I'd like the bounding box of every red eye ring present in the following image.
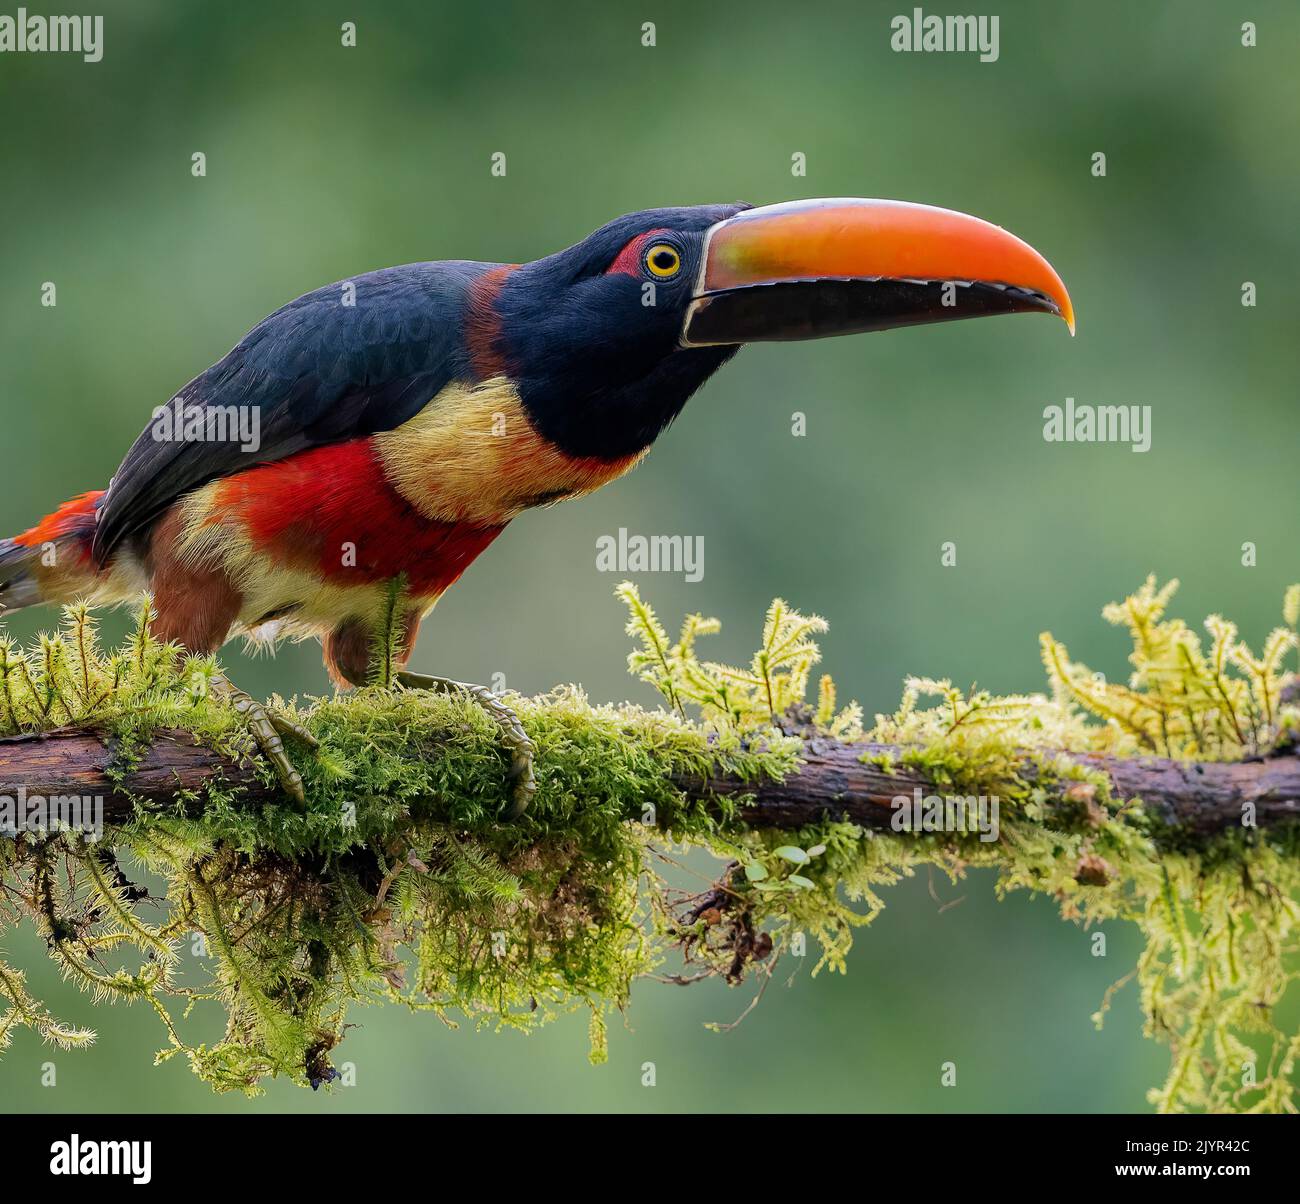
[605,227,673,277]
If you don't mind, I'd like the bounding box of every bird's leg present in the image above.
[210,673,318,805]
[395,671,536,820]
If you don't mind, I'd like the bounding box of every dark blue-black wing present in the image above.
[91,260,490,564]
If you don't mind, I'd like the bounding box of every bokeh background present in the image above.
[1,0,1296,1113]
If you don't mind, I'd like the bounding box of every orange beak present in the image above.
[681,198,1074,346]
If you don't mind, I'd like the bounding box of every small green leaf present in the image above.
[789,875,815,890]
[774,846,809,865]
[806,844,826,858]
[743,861,768,882]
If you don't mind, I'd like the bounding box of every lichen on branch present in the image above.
[0,580,1297,1113]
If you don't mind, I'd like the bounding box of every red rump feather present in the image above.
[12,490,102,562]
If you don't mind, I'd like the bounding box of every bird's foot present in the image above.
[395,671,536,820]
[211,673,318,805]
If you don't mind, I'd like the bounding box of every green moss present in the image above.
[0,582,1298,1112]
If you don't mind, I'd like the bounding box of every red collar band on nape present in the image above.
[465,263,517,380]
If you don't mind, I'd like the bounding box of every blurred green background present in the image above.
[1,0,1296,1113]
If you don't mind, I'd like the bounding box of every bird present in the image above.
[0,197,1073,817]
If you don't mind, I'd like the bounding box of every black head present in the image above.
[488,199,1074,461]
[493,203,750,460]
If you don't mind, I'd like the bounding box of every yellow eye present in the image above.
[645,244,681,278]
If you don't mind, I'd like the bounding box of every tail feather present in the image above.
[0,490,107,614]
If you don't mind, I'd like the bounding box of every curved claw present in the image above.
[396,671,536,820]
[269,709,320,750]
[211,675,309,805]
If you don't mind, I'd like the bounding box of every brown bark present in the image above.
[1,726,1298,840]
[672,738,1300,837]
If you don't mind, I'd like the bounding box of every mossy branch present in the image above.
[2,722,1298,839]
[1,581,1299,1113]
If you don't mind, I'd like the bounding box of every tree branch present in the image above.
[674,738,1300,837]
[2,726,1297,840]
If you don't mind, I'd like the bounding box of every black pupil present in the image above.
[652,249,676,271]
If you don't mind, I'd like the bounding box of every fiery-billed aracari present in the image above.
[0,198,1073,816]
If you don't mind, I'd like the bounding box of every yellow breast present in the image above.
[372,376,648,525]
